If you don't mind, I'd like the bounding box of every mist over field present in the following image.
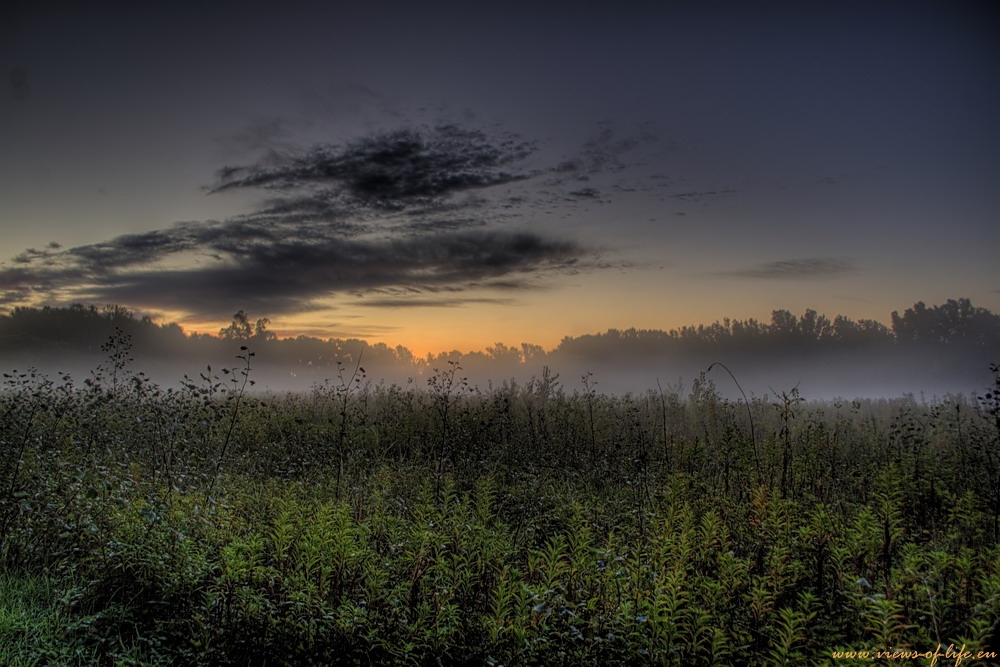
[3,299,997,402]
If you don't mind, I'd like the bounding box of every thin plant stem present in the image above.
[707,362,762,485]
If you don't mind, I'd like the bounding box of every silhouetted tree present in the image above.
[253,317,276,342]
[798,309,833,342]
[891,298,1000,346]
[219,311,253,341]
[769,309,800,340]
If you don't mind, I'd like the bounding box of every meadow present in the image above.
[1,335,998,665]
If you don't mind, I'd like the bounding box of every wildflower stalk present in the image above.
[205,347,253,503]
[707,362,761,484]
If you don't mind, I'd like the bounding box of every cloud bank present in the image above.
[1,122,646,318]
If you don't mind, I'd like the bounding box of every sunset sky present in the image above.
[2,0,998,357]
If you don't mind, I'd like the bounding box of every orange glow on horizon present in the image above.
[101,268,911,362]
[166,314,530,358]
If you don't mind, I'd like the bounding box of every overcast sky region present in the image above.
[2,0,998,357]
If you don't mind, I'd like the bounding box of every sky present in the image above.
[2,0,998,358]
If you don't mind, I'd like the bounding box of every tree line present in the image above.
[1,299,997,395]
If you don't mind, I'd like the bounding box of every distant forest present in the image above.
[2,299,999,398]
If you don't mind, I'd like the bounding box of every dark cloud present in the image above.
[2,121,645,316]
[354,296,515,309]
[13,247,59,264]
[68,226,203,270]
[402,218,488,233]
[723,258,856,280]
[0,266,36,291]
[209,124,535,212]
[2,222,586,317]
[106,229,580,316]
[669,189,738,201]
[555,120,654,176]
[248,193,356,226]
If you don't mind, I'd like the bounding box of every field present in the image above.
[1,343,999,665]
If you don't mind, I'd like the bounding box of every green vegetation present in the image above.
[1,332,999,665]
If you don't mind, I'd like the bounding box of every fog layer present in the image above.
[2,299,997,401]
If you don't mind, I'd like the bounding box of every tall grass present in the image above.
[0,341,998,665]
